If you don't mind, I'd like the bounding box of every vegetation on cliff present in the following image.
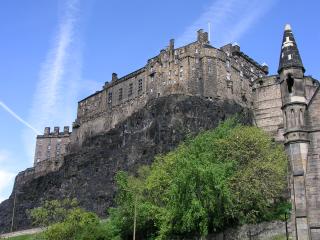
[27,118,288,239]
[103,118,288,239]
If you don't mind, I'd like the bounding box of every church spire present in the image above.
[278,24,305,73]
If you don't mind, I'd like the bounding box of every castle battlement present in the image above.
[33,126,71,166]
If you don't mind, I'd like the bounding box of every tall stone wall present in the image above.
[71,31,267,148]
[252,75,284,141]
[306,87,320,235]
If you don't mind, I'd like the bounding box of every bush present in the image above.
[106,118,288,239]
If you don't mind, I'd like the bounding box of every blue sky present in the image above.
[0,0,319,202]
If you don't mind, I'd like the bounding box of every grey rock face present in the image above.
[0,95,252,233]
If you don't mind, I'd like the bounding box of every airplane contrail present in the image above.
[0,101,41,135]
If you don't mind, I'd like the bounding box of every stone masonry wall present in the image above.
[252,75,284,141]
[71,30,267,148]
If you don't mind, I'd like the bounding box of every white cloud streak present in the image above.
[176,0,276,47]
[0,101,40,134]
[23,0,82,163]
[28,0,80,128]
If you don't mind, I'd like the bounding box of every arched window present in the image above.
[287,74,294,94]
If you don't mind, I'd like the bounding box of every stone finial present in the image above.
[44,127,50,135]
[284,24,292,31]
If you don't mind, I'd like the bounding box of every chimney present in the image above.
[112,73,118,82]
[197,29,208,44]
[262,63,269,75]
[169,39,175,50]
[54,127,60,135]
[44,127,50,136]
[232,42,240,53]
[64,126,70,134]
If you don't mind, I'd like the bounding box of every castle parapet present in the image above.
[33,126,71,166]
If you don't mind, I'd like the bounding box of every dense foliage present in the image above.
[27,198,78,228]
[26,119,288,239]
[105,118,288,239]
[28,199,110,240]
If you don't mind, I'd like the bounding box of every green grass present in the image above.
[5,234,36,240]
[271,234,287,240]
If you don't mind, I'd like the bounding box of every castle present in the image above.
[30,25,319,239]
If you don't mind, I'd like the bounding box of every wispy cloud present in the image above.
[0,101,40,134]
[0,150,16,203]
[0,170,15,203]
[23,0,82,163]
[176,0,276,47]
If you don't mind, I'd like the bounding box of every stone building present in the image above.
[31,25,319,239]
[34,126,70,165]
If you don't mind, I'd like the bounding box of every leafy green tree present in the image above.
[27,198,78,228]
[107,118,288,239]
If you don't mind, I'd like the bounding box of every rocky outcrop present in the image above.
[0,95,252,233]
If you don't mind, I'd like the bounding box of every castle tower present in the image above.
[279,24,310,240]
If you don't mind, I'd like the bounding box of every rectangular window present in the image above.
[118,88,123,101]
[108,92,112,104]
[138,79,143,93]
[128,83,133,97]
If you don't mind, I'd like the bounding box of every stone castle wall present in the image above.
[252,75,284,141]
[70,30,267,148]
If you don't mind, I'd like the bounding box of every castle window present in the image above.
[195,48,199,54]
[118,88,123,101]
[288,54,292,60]
[108,92,112,104]
[286,74,294,94]
[138,79,143,93]
[128,83,133,97]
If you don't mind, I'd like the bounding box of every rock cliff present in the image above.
[0,94,252,233]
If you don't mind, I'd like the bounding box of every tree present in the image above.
[27,198,78,228]
[107,118,288,239]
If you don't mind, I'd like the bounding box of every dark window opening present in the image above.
[108,92,112,104]
[138,79,143,93]
[128,83,133,97]
[118,88,123,101]
[287,74,294,94]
